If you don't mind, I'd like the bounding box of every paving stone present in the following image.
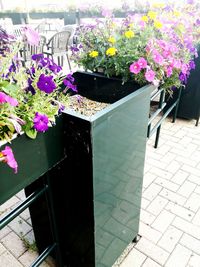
[1,231,26,258]
[184,192,200,212]
[119,248,146,267]
[139,209,156,226]
[0,243,6,255]
[0,226,11,240]
[177,180,196,198]
[143,183,162,201]
[146,195,168,216]
[142,258,162,267]
[142,173,157,189]
[172,217,200,239]
[151,210,175,233]
[187,253,200,267]
[0,196,20,215]
[188,174,200,186]
[135,237,169,266]
[170,169,189,185]
[19,250,55,267]
[157,226,183,253]
[0,251,24,267]
[155,177,179,192]
[159,188,187,205]
[165,202,194,221]
[8,216,32,237]
[141,198,150,210]
[165,244,192,267]
[139,222,162,243]
[180,233,200,255]
[148,167,173,180]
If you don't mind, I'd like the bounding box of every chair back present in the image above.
[47,30,71,54]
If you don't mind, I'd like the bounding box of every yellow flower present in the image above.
[141,15,149,23]
[89,50,99,58]
[154,20,163,29]
[108,36,116,44]
[124,30,135,38]
[174,11,181,17]
[129,23,134,28]
[152,3,165,9]
[106,47,117,56]
[147,11,157,20]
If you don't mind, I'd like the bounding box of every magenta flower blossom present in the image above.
[23,26,40,46]
[1,146,18,173]
[166,66,173,77]
[181,63,189,74]
[145,69,155,82]
[37,74,57,93]
[138,57,147,69]
[0,92,18,106]
[33,112,49,132]
[129,62,141,74]
[152,52,164,65]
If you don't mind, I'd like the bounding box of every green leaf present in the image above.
[25,129,37,139]
[2,83,18,97]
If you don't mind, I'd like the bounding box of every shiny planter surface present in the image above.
[0,116,65,206]
[47,77,153,267]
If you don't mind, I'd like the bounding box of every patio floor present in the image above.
[0,116,200,267]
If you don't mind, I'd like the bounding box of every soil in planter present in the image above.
[68,95,110,116]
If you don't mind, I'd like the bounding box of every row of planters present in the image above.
[1,1,200,266]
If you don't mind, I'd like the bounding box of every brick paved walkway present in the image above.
[0,117,200,266]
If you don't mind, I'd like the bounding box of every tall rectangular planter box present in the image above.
[0,116,65,206]
[26,72,153,266]
[28,72,153,267]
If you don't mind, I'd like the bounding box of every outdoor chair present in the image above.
[45,30,72,71]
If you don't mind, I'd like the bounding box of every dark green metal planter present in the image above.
[0,116,65,206]
[28,72,153,267]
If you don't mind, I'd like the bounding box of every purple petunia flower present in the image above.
[189,60,196,70]
[31,53,44,61]
[63,78,78,92]
[27,78,36,95]
[33,112,49,132]
[48,63,62,74]
[66,73,75,83]
[37,74,56,93]
[179,72,187,84]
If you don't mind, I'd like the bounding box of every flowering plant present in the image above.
[72,4,199,90]
[0,26,76,172]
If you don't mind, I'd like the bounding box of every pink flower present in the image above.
[1,146,18,173]
[0,92,7,104]
[181,63,189,74]
[0,92,18,106]
[129,62,141,74]
[166,66,173,77]
[23,26,40,46]
[172,59,182,69]
[152,52,164,65]
[102,8,113,17]
[145,69,155,82]
[138,57,147,69]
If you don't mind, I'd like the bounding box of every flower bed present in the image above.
[0,26,76,172]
